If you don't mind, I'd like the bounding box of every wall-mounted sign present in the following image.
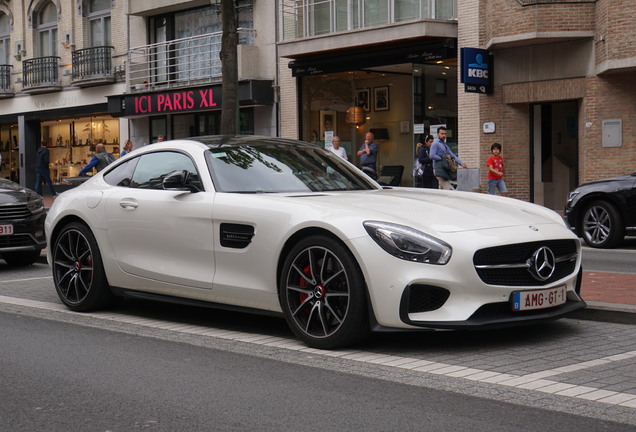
[461,48,492,94]
[483,122,496,134]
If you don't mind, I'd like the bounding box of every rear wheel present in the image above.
[52,222,117,311]
[2,250,41,266]
[580,200,624,248]
[280,235,370,349]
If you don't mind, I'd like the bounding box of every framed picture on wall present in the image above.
[374,86,389,111]
[355,88,370,111]
[319,110,336,140]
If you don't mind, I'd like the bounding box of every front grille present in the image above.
[473,240,578,286]
[405,285,450,313]
[0,204,30,220]
[0,234,35,248]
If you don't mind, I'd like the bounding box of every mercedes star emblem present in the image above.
[528,246,556,281]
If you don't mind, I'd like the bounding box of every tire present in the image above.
[2,250,41,266]
[279,235,370,349]
[580,200,625,248]
[51,222,117,311]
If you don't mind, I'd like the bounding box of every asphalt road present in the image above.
[581,242,636,273]
[1,311,634,432]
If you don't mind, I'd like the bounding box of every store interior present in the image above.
[41,116,120,183]
[301,61,457,185]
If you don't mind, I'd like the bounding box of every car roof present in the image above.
[188,135,317,148]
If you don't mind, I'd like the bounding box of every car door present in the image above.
[102,151,215,290]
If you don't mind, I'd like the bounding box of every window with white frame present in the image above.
[38,2,57,57]
[88,0,111,46]
[0,13,9,64]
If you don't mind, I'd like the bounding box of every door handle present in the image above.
[119,198,139,209]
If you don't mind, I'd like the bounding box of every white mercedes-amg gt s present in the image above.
[45,136,585,348]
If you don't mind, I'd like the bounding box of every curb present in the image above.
[38,250,636,325]
[569,301,636,325]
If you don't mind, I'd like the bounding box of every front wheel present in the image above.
[52,222,117,311]
[580,200,625,248]
[279,235,370,349]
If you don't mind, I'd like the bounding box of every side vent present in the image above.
[220,223,255,249]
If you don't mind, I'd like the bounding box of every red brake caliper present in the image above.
[298,265,311,306]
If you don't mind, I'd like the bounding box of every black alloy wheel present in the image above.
[580,200,625,248]
[52,222,116,311]
[280,235,369,349]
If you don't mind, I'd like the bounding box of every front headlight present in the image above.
[26,194,45,214]
[363,221,452,265]
[566,191,579,206]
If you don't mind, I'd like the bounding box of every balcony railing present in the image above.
[23,56,61,92]
[0,64,12,95]
[128,29,256,93]
[72,46,114,86]
[281,0,457,41]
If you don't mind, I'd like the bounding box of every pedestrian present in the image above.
[157,135,165,142]
[429,126,467,190]
[79,143,115,176]
[120,140,133,157]
[330,136,347,160]
[357,131,379,180]
[417,135,438,189]
[486,142,508,196]
[35,141,57,197]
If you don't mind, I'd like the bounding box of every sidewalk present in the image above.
[39,195,636,323]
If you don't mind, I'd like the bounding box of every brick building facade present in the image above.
[461,0,636,209]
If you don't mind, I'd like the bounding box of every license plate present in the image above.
[512,286,567,311]
[0,224,13,236]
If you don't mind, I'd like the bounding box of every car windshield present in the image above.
[205,142,377,193]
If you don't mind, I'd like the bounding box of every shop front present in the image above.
[289,40,458,186]
[0,84,126,192]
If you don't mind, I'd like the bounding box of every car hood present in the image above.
[578,173,636,188]
[0,178,30,204]
[287,188,564,233]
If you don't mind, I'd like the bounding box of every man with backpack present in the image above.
[79,143,115,176]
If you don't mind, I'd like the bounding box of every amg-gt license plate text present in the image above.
[0,224,13,235]
[512,286,566,311]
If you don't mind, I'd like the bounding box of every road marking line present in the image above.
[0,277,54,283]
[1,294,634,409]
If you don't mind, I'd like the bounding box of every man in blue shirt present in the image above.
[429,126,467,190]
[79,144,115,176]
[357,132,379,180]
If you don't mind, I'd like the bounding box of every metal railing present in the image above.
[72,46,114,80]
[0,64,11,91]
[23,56,60,89]
[281,0,457,40]
[127,29,256,93]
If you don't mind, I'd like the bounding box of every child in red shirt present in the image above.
[486,143,508,196]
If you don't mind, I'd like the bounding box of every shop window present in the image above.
[37,2,58,57]
[88,0,111,47]
[0,124,19,182]
[0,13,9,65]
[41,116,120,184]
[150,116,167,143]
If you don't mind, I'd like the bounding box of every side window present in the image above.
[103,157,139,187]
[130,151,202,190]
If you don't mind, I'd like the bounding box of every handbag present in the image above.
[444,154,458,172]
[413,158,423,177]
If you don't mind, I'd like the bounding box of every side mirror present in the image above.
[163,170,199,193]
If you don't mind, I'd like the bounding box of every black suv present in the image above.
[565,172,636,248]
[0,178,47,265]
